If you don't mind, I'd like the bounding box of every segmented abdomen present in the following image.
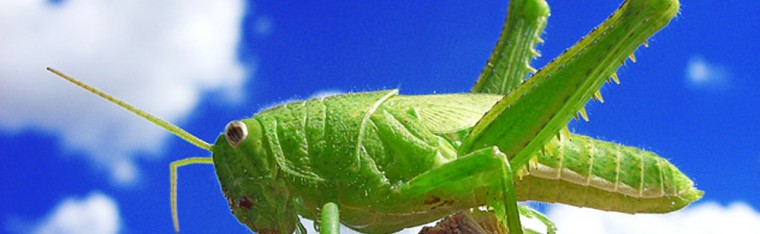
[515,135,702,213]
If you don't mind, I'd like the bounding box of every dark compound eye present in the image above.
[224,121,248,148]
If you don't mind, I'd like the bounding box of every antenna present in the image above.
[46,67,212,151]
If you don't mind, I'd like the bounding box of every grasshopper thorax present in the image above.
[212,118,299,233]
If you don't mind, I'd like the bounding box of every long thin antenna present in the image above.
[47,67,212,151]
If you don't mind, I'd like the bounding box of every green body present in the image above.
[47,0,701,233]
[207,0,701,232]
[213,91,699,233]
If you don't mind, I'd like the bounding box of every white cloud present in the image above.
[259,89,344,112]
[310,89,344,99]
[32,192,121,234]
[547,201,760,233]
[0,0,248,184]
[685,55,730,91]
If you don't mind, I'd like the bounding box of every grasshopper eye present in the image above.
[225,121,248,148]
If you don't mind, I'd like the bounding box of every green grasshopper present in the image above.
[47,0,702,233]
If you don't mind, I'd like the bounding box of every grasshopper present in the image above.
[48,0,701,233]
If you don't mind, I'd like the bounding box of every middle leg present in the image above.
[393,146,524,234]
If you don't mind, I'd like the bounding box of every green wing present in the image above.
[385,94,502,134]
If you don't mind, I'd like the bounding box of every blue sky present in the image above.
[1,0,758,233]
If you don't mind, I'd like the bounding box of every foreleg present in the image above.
[395,147,524,234]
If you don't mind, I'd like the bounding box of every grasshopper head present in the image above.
[212,119,299,234]
[45,68,300,232]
